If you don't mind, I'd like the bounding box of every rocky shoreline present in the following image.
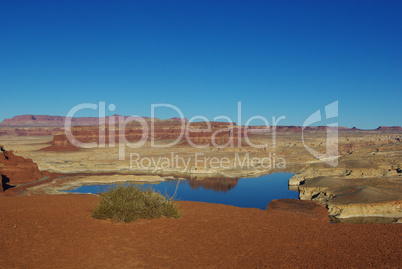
[289,151,402,220]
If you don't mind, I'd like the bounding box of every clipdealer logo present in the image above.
[63,101,339,168]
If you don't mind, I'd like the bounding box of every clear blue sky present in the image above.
[0,0,401,129]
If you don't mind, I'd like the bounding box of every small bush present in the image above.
[92,184,181,222]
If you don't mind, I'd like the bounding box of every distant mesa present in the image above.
[0,114,189,128]
[0,114,401,135]
[0,114,124,127]
[375,126,402,131]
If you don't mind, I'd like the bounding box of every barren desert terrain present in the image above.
[0,115,401,268]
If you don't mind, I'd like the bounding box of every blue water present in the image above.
[65,173,297,210]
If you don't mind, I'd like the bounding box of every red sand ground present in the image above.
[0,195,401,268]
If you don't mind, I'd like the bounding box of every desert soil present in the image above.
[0,195,401,268]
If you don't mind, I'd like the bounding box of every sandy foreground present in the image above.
[0,195,401,268]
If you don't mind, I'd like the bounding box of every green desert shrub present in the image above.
[92,184,181,222]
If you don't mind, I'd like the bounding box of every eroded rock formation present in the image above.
[289,146,402,219]
[0,146,43,191]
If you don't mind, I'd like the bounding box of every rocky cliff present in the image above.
[0,146,43,191]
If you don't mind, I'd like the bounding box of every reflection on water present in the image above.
[65,172,297,210]
[188,177,239,192]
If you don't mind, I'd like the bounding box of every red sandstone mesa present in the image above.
[376,126,402,131]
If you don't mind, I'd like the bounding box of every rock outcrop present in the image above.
[289,148,402,220]
[0,146,43,191]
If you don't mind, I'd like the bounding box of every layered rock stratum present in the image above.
[0,146,43,191]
